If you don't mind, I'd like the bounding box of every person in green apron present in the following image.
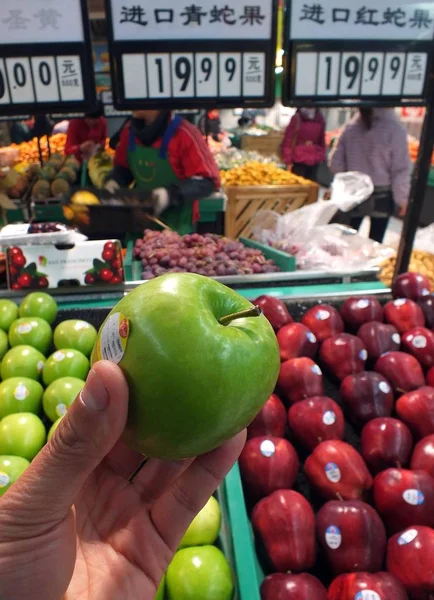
[105,110,220,235]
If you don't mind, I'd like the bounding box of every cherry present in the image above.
[102,249,115,262]
[17,273,32,288]
[11,283,22,290]
[85,273,96,285]
[9,247,23,257]
[111,257,122,270]
[38,277,49,288]
[116,268,124,280]
[9,266,18,280]
[99,268,114,282]
[104,241,115,252]
[111,276,122,285]
[12,254,26,267]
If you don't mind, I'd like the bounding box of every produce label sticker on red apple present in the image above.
[392,333,401,344]
[356,299,370,309]
[260,440,276,457]
[397,529,418,545]
[94,312,129,364]
[355,591,381,600]
[56,403,68,418]
[412,335,427,349]
[359,349,368,361]
[312,365,322,376]
[306,332,317,343]
[0,472,10,488]
[379,381,391,394]
[403,489,425,506]
[325,525,342,549]
[325,462,341,483]
[323,411,336,426]
[14,385,29,401]
[394,299,407,307]
[316,310,330,321]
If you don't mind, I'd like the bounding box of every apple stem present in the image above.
[336,493,344,502]
[219,306,262,326]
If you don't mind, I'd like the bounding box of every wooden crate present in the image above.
[240,132,284,157]
[224,184,318,240]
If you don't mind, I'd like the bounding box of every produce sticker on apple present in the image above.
[397,528,418,545]
[93,312,129,364]
[325,462,341,483]
[325,525,342,549]
[355,591,381,600]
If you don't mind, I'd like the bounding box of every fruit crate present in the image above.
[224,183,318,240]
[240,132,285,157]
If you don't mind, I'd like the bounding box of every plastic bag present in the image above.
[413,224,434,254]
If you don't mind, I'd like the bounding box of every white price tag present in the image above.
[403,53,427,96]
[0,60,10,105]
[31,57,60,103]
[339,53,362,96]
[195,53,218,98]
[317,53,340,96]
[147,53,171,98]
[243,53,265,97]
[219,53,241,97]
[6,58,34,104]
[122,54,148,99]
[171,53,195,98]
[361,53,384,96]
[295,52,317,96]
[56,56,84,101]
[382,53,405,95]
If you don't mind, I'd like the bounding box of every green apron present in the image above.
[127,116,194,235]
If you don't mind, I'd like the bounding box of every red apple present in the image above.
[301,304,344,342]
[328,572,408,600]
[287,396,344,451]
[393,272,432,301]
[252,490,316,573]
[319,334,367,381]
[396,387,434,438]
[402,327,434,368]
[340,371,394,426]
[361,418,413,474]
[387,526,434,597]
[304,440,372,500]
[411,435,434,479]
[373,468,434,533]
[260,573,327,600]
[418,294,434,329]
[427,367,434,388]
[278,357,324,404]
[316,500,386,574]
[247,394,286,439]
[340,297,384,329]
[384,298,425,333]
[374,351,425,393]
[357,322,401,361]
[253,295,293,331]
[277,322,318,362]
[238,436,299,500]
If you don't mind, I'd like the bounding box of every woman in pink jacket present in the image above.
[281,108,326,181]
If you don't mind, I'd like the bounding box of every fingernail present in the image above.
[80,368,109,412]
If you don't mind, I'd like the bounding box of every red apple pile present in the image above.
[241,276,434,599]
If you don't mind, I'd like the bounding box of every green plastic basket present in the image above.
[240,237,296,272]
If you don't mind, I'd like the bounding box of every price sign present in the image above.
[0,0,96,115]
[105,0,278,109]
[284,0,434,106]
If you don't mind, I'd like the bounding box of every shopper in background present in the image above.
[329,108,411,243]
[65,101,108,163]
[0,361,245,600]
[281,108,326,182]
[105,109,220,234]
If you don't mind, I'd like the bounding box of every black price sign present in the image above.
[283,0,434,106]
[0,0,96,115]
[105,0,278,109]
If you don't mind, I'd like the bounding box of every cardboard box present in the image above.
[6,240,124,290]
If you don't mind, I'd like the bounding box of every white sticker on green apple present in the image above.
[0,472,10,488]
[17,323,32,335]
[355,591,381,600]
[403,489,425,506]
[56,403,68,417]
[14,384,29,401]
[97,312,129,364]
[325,462,341,483]
[397,528,418,545]
[74,321,90,331]
[53,351,66,362]
[260,440,275,457]
[323,411,336,426]
[325,525,342,549]
[37,360,45,373]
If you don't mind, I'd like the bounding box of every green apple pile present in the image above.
[157,495,234,600]
[0,292,96,496]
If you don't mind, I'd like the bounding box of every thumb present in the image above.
[5,361,129,524]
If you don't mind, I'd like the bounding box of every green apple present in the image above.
[47,417,63,441]
[0,299,18,332]
[53,320,97,357]
[0,377,44,418]
[91,273,279,460]
[43,349,89,386]
[0,413,46,461]
[155,575,165,600]
[9,317,52,355]
[0,329,8,360]
[43,377,85,422]
[0,345,46,381]
[19,292,58,325]
[166,546,233,600]
[179,496,221,548]
[0,455,30,497]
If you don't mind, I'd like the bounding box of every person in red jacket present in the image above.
[65,101,108,163]
[281,108,326,181]
[105,110,220,234]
